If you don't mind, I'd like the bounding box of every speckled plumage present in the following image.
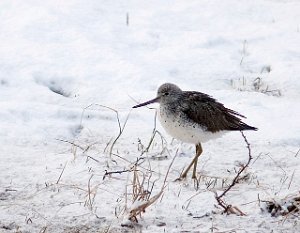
[156,83,257,139]
[133,83,257,179]
[158,103,225,144]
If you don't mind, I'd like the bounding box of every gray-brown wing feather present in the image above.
[179,91,257,133]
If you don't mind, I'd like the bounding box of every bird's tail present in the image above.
[239,123,258,131]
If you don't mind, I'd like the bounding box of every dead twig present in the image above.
[103,169,132,180]
[39,226,47,233]
[55,138,85,151]
[56,162,67,184]
[93,104,131,159]
[87,174,94,211]
[215,131,253,215]
[102,157,145,180]
[288,170,296,190]
[124,150,178,224]
[295,148,300,157]
[75,103,131,163]
[139,110,168,157]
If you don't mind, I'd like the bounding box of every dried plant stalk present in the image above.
[215,131,252,215]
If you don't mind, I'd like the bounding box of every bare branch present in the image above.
[87,174,94,211]
[56,162,67,184]
[215,131,253,215]
[102,169,132,180]
[163,149,178,187]
[55,138,85,151]
[102,157,146,180]
[93,104,131,159]
[124,149,178,224]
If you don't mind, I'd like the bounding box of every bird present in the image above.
[133,83,257,180]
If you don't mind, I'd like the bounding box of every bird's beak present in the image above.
[132,96,160,108]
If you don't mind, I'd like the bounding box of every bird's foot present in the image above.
[174,165,198,181]
[174,174,199,185]
[174,174,187,182]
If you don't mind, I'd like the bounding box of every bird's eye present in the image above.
[164,92,169,96]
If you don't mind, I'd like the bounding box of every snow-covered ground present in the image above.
[1,0,300,232]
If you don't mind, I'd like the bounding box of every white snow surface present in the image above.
[1,0,300,232]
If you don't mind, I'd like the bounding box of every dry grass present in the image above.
[121,150,178,227]
[262,194,300,218]
[231,76,281,97]
[53,102,299,230]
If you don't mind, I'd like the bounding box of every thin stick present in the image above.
[218,132,252,200]
[163,149,178,187]
[55,139,85,150]
[94,104,131,158]
[56,162,67,184]
[295,148,300,157]
[88,174,94,211]
[288,170,295,190]
[127,149,178,222]
[215,131,253,215]
[103,169,132,180]
[78,103,131,159]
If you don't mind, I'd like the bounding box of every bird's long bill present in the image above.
[132,96,160,108]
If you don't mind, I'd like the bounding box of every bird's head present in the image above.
[132,83,182,108]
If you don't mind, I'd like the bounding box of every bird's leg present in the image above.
[179,143,203,179]
[192,144,203,179]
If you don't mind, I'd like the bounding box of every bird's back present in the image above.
[178,91,258,133]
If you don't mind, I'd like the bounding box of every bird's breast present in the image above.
[158,106,224,144]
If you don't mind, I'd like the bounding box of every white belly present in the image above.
[158,107,224,144]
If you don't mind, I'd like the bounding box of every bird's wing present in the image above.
[179,91,251,132]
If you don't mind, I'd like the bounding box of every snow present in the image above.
[1,0,300,232]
